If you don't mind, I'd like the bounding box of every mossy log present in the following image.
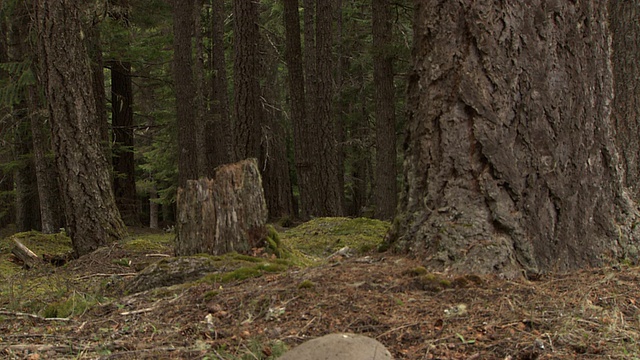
[175,158,268,256]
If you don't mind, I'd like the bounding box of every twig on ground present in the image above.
[0,310,70,321]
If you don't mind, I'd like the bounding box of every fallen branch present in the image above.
[0,310,70,322]
[120,307,156,316]
[74,272,137,280]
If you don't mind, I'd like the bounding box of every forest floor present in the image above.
[1,218,640,360]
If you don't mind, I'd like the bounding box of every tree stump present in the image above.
[175,158,268,256]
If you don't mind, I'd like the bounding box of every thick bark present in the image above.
[388,1,640,276]
[86,20,110,155]
[28,86,64,233]
[35,0,127,256]
[172,0,199,187]
[372,0,398,220]
[111,61,139,226]
[298,0,343,217]
[261,37,295,220]
[194,0,206,176]
[610,2,640,201]
[232,0,262,161]
[208,0,233,170]
[176,159,268,256]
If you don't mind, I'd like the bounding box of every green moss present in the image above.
[41,292,97,319]
[221,267,262,282]
[415,273,452,292]
[297,280,315,289]
[281,217,390,258]
[404,266,429,277]
[203,290,219,301]
[122,238,171,252]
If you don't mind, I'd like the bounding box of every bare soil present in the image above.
[1,230,640,359]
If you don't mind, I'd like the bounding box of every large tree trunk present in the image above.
[208,0,233,170]
[35,0,127,256]
[388,1,640,276]
[610,1,640,202]
[232,0,262,161]
[111,61,139,226]
[261,33,295,221]
[176,159,268,256]
[172,0,199,188]
[372,0,398,220]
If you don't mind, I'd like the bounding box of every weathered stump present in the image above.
[175,158,268,256]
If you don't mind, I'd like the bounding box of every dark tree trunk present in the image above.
[261,35,295,220]
[0,18,13,228]
[176,159,268,256]
[28,86,64,233]
[12,2,62,233]
[372,0,398,220]
[35,0,127,256]
[172,0,199,188]
[14,117,40,232]
[313,0,343,216]
[208,0,233,170]
[232,0,262,161]
[194,0,207,176]
[388,1,639,276]
[86,19,110,155]
[111,61,139,226]
[610,1,640,202]
[283,0,311,219]
[292,0,344,218]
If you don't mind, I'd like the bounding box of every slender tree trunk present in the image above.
[35,0,126,256]
[208,0,233,170]
[261,33,295,220]
[334,0,346,213]
[313,0,343,216]
[149,184,159,229]
[372,0,397,220]
[111,61,139,225]
[172,0,199,188]
[388,1,639,276]
[13,117,40,232]
[283,0,309,219]
[0,17,14,228]
[610,1,640,202]
[233,0,262,161]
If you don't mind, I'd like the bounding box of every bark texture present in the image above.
[389,1,640,276]
[232,0,262,161]
[35,0,127,256]
[208,0,233,169]
[172,0,199,187]
[610,2,640,201]
[372,0,398,220]
[175,159,268,256]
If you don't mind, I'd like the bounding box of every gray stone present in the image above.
[279,333,393,360]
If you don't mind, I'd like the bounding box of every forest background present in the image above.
[0,0,411,238]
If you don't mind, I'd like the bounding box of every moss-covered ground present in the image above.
[1,219,640,359]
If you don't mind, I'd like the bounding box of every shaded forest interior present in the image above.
[0,0,412,234]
